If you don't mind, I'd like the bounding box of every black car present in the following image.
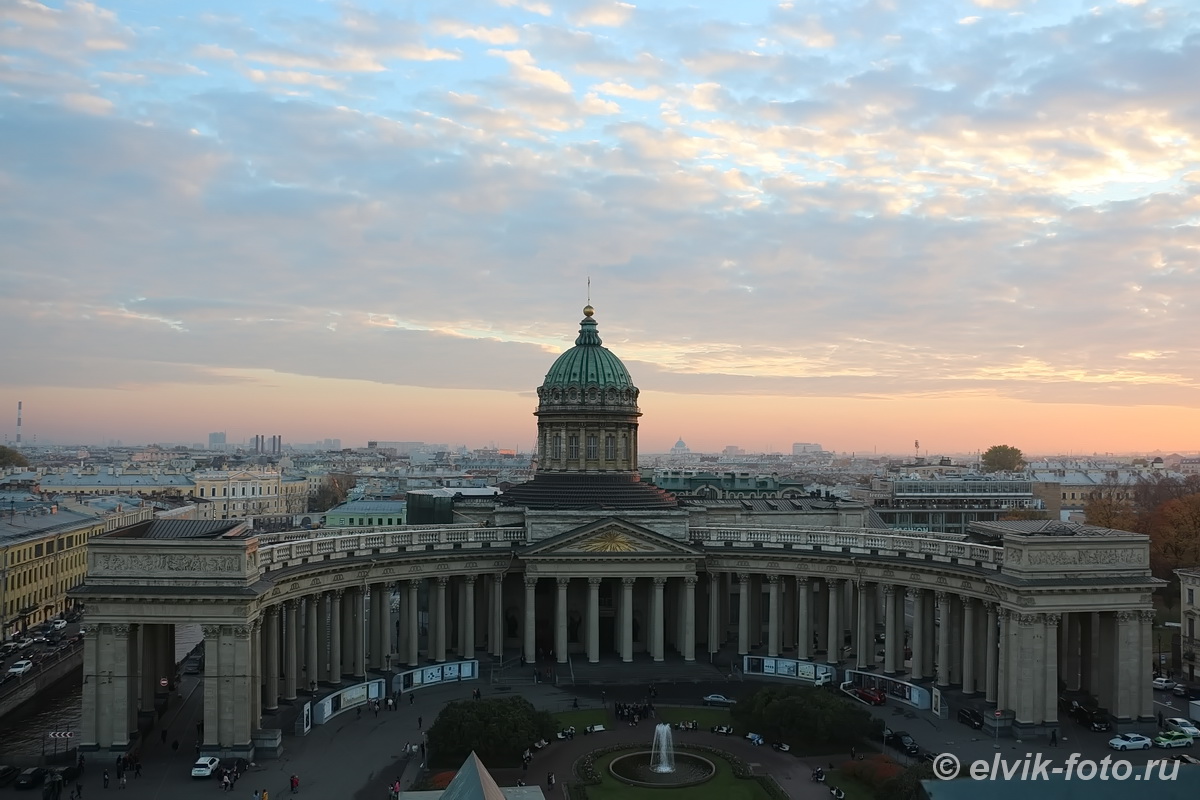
[14,768,46,789]
[1173,685,1200,701]
[48,765,80,783]
[1085,710,1112,732]
[0,766,20,787]
[957,707,985,729]
[885,729,920,755]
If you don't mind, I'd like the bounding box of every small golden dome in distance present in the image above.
[583,305,594,317]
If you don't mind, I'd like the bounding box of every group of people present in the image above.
[615,701,655,726]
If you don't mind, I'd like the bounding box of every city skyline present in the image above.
[2,1,1198,454]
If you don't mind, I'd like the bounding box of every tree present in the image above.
[1082,495,1138,532]
[308,473,355,512]
[980,445,1024,472]
[1147,493,1200,580]
[426,696,555,768]
[730,685,882,747]
[878,761,935,800]
[0,445,29,468]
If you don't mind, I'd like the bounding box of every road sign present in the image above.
[46,732,74,739]
[994,710,1002,718]
[160,677,169,687]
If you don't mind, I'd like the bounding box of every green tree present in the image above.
[730,685,882,748]
[0,445,29,468]
[980,445,1024,472]
[426,696,555,768]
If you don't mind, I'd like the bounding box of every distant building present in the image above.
[192,470,308,521]
[401,751,545,800]
[669,437,690,455]
[792,442,822,454]
[208,432,227,449]
[324,499,407,527]
[857,477,1041,535]
[1177,566,1200,683]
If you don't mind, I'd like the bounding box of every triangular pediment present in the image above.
[523,517,701,558]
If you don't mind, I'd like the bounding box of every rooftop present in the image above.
[401,752,544,800]
[327,500,408,514]
[101,519,250,540]
[0,505,99,546]
[969,520,1140,538]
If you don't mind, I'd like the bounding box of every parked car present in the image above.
[1172,754,1200,765]
[1153,731,1194,749]
[1173,685,1200,700]
[51,619,67,631]
[1152,677,1177,691]
[47,765,80,783]
[745,733,764,746]
[1109,733,1152,751]
[710,725,734,735]
[957,708,984,729]
[702,694,736,706]
[14,768,46,789]
[1167,718,1200,738]
[884,729,920,755]
[0,766,19,787]
[1084,710,1112,732]
[854,687,886,705]
[8,660,33,676]
[191,757,221,778]
[771,742,790,752]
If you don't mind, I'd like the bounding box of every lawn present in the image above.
[826,768,877,800]
[654,706,733,729]
[555,709,609,729]
[580,748,774,800]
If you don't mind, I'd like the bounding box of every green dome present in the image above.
[541,309,635,391]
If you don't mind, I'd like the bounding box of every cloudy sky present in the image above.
[1,0,1198,455]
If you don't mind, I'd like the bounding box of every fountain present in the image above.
[607,723,716,788]
[649,724,676,773]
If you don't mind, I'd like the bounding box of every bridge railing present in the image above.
[259,526,527,569]
[687,527,1004,568]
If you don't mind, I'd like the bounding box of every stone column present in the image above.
[1063,613,1080,691]
[815,580,830,653]
[587,577,601,663]
[326,590,343,683]
[856,581,870,668]
[524,576,537,665]
[767,575,781,658]
[737,574,751,655]
[283,600,298,700]
[683,577,697,662]
[407,579,420,667]
[556,577,569,664]
[621,577,635,663]
[1078,612,1093,693]
[456,579,466,658]
[110,624,132,747]
[396,585,408,664]
[463,577,476,660]
[1044,613,1060,724]
[652,577,666,662]
[369,586,383,669]
[883,585,897,675]
[708,573,721,653]
[826,579,842,664]
[265,606,280,709]
[996,609,1010,710]
[341,589,355,676]
[935,592,950,687]
[249,621,261,731]
[961,597,976,695]
[488,575,502,658]
[985,603,999,704]
[782,578,795,652]
[434,576,448,663]
[909,589,925,680]
[1139,610,1155,720]
[305,596,319,692]
[353,589,367,679]
[796,577,811,659]
[949,597,963,685]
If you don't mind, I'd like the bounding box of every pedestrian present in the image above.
[1049,729,1057,747]
[78,753,86,773]
[409,694,414,706]
[374,702,379,719]
[357,706,362,720]
[76,784,83,799]
[102,771,110,790]
[254,791,260,800]
[263,790,269,800]
[418,716,423,729]
[289,775,299,794]
[171,740,179,752]
[849,746,856,760]
[119,775,127,790]
[134,762,141,778]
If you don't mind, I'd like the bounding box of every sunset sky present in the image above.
[1,0,1198,455]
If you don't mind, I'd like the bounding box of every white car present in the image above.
[1109,733,1152,751]
[1152,677,1177,691]
[702,694,736,706]
[745,733,764,746]
[7,660,34,676]
[1167,718,1200,738]
[51,619,67,631]
[191,757,221,778]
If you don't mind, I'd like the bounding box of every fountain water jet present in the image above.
[649,723,675,773]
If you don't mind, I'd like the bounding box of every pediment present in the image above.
[523,518,701,558]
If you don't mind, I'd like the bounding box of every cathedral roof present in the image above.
[540,306,635,392]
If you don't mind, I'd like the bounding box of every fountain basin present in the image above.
[608,751,716,788]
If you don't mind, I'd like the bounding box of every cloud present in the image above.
[489,49,573,93]
[431,19,521,45]
[591,81,666,100]
[568,2,637,28]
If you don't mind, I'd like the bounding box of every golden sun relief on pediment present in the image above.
[576,530,655,553]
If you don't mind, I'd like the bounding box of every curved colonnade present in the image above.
[76,521,1157,757]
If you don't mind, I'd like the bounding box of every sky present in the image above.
[1,0,1199,456]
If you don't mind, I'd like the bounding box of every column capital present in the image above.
[825,577,842,588]
[622,576,637,587]
[652,576,667,587]
[282,599,296,610]
[333,588,346,598]
[1042,612,1062,627]
[266,604,280,617]
[557,577,571,589]
[588,576,603,586]
[960,595,975,610]
[684,576,697,587]
[525,576,538,589]
[463,575,477,586]
[882,583,895,597]
[1016,612,1039,626]
[234,625,252,639]
[856,580,870,593]
[436,575,449,587]
[766,574,780,585]
[983,600,997,614]
[1115,610,1136,623]
[796,575,810,587]
[1137,610,1155,623]
[406,578,421,588]
[934,590,949,605]
[905,586,920,601]
[202,624,221,638]
[736,573,750,584]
